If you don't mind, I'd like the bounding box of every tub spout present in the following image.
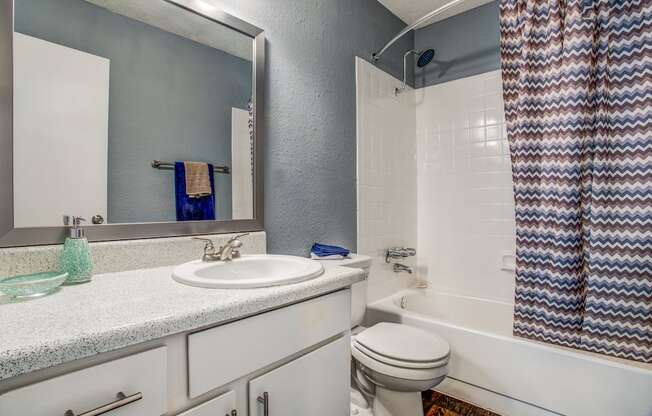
[393,263,413,274]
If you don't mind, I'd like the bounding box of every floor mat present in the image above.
[422,390,501,416]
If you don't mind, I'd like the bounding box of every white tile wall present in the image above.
[415,70,516,303]
[355,57,418,302]
[357,63,515,304]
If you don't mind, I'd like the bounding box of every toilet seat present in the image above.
[352,341,449,369]
[352,344,448,382]
[354,322,450,365]
[351,323,450,381]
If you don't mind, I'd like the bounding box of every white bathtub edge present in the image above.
[435,377,560,416]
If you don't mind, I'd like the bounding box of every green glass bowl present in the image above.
[0,272,68,298]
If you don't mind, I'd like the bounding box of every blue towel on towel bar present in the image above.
[310,243,350,259]
[174,162,216,221]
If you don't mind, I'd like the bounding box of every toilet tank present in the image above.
[315,254,372,327]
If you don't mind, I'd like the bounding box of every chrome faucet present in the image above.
[193,233,249,262]
[393,263,413,274]
[386,247,416,263]
[218,233,249,261]
[385,247,416,274]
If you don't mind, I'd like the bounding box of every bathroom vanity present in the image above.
[0,264,364,416]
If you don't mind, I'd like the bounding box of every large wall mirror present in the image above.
[0,0,264,247]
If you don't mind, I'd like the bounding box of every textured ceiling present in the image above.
[377,0,495,27]
[84,0,253,61]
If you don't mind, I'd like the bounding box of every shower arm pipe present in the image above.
[398,50,419,95]
[372,0,467,62]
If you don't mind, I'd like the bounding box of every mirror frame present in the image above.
[0,0,265,247]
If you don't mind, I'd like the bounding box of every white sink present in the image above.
[172,255,324,289]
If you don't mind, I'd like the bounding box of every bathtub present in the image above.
[366,289,652,416]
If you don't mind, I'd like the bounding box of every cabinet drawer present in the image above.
[179,390,236,416]
[0,347,167,416]
[188,289,350,397]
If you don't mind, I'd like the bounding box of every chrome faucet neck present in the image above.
[217,233,250,261]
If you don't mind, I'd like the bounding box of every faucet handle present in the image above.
[193,237,215,251]
[385,247,416,263]
[227,233,249,253]
[228,233,250,243]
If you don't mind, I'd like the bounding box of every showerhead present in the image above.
[395,48,436,95]
[417,49,435,68]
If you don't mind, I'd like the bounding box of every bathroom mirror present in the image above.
[0,0,265,246]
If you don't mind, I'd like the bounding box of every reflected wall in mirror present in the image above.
[13,0,256,228]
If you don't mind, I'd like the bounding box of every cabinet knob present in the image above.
[225,410,237,416]
[257,392,269,416]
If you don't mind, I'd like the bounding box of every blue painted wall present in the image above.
[15,0,252,223]
[218,0,413,255]
[414,1,501,88]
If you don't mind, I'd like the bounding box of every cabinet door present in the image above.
[179,390,236,416]
[248,335,350,416]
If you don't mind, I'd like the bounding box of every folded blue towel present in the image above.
[175,162,216,221]
[311,243,350,258]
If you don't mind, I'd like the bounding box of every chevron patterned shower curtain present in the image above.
[500,0,651,362]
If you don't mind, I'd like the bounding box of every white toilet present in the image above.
[317,254,450,416]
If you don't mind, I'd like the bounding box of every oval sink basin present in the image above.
[172,255,324,289]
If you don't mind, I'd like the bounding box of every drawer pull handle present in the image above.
[257,392,269,416]
[225,410,237,416]
[64,391,143,416]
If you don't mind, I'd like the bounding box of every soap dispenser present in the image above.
[60,215,94,284]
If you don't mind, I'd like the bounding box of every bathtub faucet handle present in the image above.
[386,247,416,263]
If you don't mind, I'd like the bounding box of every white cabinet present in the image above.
[188,290,350,398]
[248,336,350,416]
[179,390,237,416]
[0,347,167,416]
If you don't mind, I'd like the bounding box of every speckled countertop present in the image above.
[0,265,364,381]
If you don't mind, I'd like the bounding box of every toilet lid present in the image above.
[353,323,450,366]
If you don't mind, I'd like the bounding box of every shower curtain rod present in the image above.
[372,0,467,62]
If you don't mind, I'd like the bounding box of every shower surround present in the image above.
[415,70,514,304]
[356,59,513,304]
[355,57,418,303]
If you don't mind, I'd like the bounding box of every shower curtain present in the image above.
[500,0,651,363]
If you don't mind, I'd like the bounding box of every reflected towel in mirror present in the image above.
[184,161,212,198]
[174,162,216,221]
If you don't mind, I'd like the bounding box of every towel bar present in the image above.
[151,160,230,174]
